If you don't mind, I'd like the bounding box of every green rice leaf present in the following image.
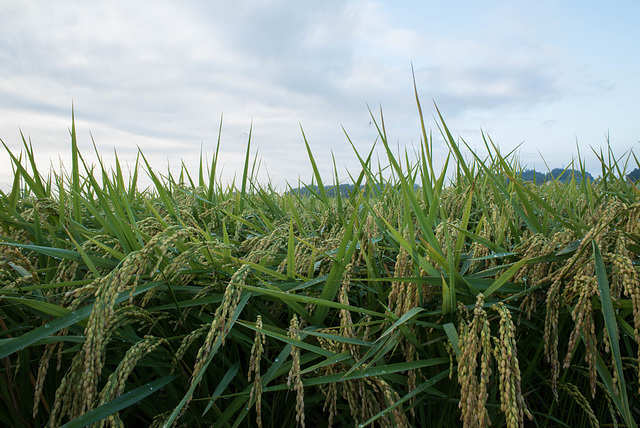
[0,282,162,360]
[593,242,634,427]
[202,362,241,416]
[60,375,178,428]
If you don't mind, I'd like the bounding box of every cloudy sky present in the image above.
[1,0,638,190]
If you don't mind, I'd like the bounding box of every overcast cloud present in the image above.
[1,0,638,190]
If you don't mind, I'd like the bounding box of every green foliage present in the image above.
[0,98,639,427]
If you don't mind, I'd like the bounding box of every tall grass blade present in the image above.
[238,122,252,214]
[0,282,161,359]
[202,362,241,416]
[60,375,178,428]
[70,107,82,224]
[300,125,328,204]
[162,292,251,427]
[593,242,634,426]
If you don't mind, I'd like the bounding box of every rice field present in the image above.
[1,97,639,427]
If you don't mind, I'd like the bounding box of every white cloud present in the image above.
[1,0,638,190]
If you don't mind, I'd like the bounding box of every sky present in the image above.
[1,0,639,191]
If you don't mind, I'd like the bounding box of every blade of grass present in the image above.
[341,307,425,377]
[312,229,359,324]
[286,219,295,279]
[593,242,634,426]
[442,323,461,358]
[237,122,252,214]
[300,125,328,204]
[207,114,224,203]
[0,242,118,269]
[483,257,530,298]
[2,296,79,320]
[359,369,451,427]
[237,283,386,319]
[162,292,251,427]
[70,106,82,224]
[202,362,241,416]
[60,375,178,428]
[0,281,162,360]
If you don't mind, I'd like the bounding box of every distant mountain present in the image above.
[287,183,361,198]
[520,168,594,184]
[627,168,640,182]
[520,170,547,183]
[287,169,601,195]
[287,182,420,197]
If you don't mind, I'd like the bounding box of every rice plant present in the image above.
[0,92,639,427]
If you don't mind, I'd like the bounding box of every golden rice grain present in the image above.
[287,314,305,428]
[248,315,266,427]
